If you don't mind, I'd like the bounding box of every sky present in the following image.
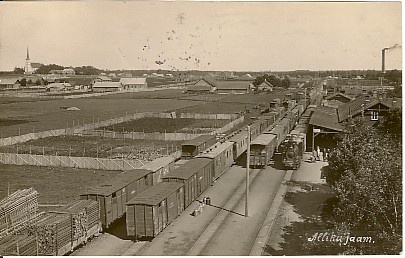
[0,1,402,72]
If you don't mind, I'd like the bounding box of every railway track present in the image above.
[186,167,287,256]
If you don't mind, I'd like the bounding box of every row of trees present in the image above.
[13,64,102,75]
[324,109,402,254]
[252,74,291,89]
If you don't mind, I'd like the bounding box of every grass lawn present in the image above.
[0,164,121,205]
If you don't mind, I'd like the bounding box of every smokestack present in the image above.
[382,48,388,73]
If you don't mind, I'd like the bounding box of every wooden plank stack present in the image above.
[0,188,38,234]
[49,200,100,241]
[0,233,38,256]
[27,213,72,255]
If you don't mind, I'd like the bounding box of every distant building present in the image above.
[49,70,64,75]
[121,73,132,78]
[0,79,20,90]
[46,82,72,92]
[108,73,117,78]
[120,77,147,90]
[24,47,41,74]
[257,80,273,92]
[92,82,122,92]
[187,75,218,94]
[324,92,354,108]
[93,76,112,83]
[216,81,250,94]
[62,68,75,76]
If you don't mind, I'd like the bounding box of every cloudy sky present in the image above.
[0,1,401,71]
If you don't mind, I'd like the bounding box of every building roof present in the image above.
[141,156,175,172]
[93,82,122,88]
[309,106,345,132]
[81,169,152,196]
[97,75,112,81]
[0,78,19,85]
[258,80,273,88]
[337,95,386,122]
[200,75,219,88]
[162,158,212,180]
[120,77,147,85]
[187,84,212,91]
[325,92,354,101]
[196,141,234,158]
[251,134,277,146]
[217,81,250,90]
[182,135,216,147]
[46,82,72,88]
[126,182,183,206]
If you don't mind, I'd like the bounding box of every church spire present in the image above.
[26,46,30,60]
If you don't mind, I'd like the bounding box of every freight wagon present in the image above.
[80,169,153,229]
[141,156,176,185]
[162,158,213,208]
[181,135,217,159]
[226,130,248,160]
[249,134,278,168]
[196,141,234,180]
[126,182,184,239]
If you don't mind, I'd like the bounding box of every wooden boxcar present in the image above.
[80,169,153,229]
[226,130,248,160]
[249,122,262,141]
[249,134,278,168]
[141,156,176,185]
[196,141,234,180]
[265,123,288,149]
[181,135,217,159]
[126,182,184,239]
[162,158,213,208]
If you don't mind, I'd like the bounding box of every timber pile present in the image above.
[0,212,47,241]
[49,200,100,241]
[0,188,38,233]
[0,233,38,256]
[27,213,71,255]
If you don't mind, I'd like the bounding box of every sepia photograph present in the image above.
[0,1,402,256]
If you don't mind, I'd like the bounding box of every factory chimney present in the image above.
[382,48,389,73]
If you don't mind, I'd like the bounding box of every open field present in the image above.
[0,135,184,160]
[0,164,120,205]
[98,117,230,133]
[0,89,293,138]
[0,92,199,138]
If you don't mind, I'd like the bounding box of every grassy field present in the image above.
[0,135,184,160]
[0,89,293,138]
[98,117,230,133]
[0,92,199,138]
[0,164,121,205]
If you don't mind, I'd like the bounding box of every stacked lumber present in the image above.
[0,188,38,233]
[0,233,38,256]
[27,213,71,255]
[49,200,100,241]
[0,212,47,241]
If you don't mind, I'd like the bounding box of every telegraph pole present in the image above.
[245,126,251,217]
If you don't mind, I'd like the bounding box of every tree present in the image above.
[325,117,402,254]
[13,67,25,74]
[20,78,27,87]
[35,64,64,74]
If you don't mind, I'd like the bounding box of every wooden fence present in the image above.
[0,112,241,147]
[0,151,181,170]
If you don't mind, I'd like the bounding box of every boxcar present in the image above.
[162,158,213,208]
[141,156,176,185]
[196,141,234,180]
[249,122,262,141]
[249,134,278,168]
[265,123,288,149]
[181,135,217,159]
[126,182,184,239]
[226,130,248,160]
[80,169,153,229]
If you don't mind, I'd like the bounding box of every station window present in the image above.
[371,111,379,121]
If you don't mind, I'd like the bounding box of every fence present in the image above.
[0,112,242,147]
[79,116,244,141]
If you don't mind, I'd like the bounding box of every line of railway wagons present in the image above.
[249,99,310,168]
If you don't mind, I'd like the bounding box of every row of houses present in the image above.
[185,75,272,94]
